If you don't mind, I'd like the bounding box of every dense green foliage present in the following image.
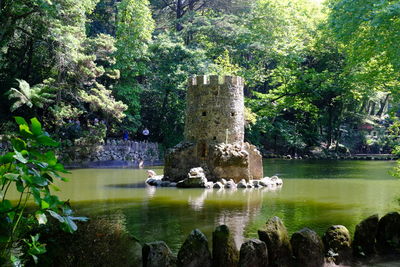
[0,0,399,156]
[0,117,86,265]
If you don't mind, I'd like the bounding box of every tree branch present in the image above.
[12,8,38,20]
[161,0,175,12]
[268,91,304,103]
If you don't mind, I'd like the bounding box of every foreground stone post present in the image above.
[142,241,177,267]
[290,228,324,267]
[322,225,352,265]
[177,229,212,267]
[257,216,292,267]
[353,214,379,257]
[238,239,268,267]
[212,225,239,267]
[376,212,400,254]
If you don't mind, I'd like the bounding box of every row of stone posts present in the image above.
[142,211,400,267]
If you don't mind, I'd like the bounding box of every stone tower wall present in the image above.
[184,75,245,144]
[164,75,263,183]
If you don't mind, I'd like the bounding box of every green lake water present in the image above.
[17,159,400,252]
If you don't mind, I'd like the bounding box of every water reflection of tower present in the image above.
[215,189,265,248]
[184,186,282,249]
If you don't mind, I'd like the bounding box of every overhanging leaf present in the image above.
[30,118,42,136]
[11,138,26,152]
[13,150,28,164]
[14,117,28,126]
[37,135,59,147]
[41,200,49,209]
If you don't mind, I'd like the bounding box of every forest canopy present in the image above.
[0,0,399,157]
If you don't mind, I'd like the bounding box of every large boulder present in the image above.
[225,179,237,189]
[163,142,197,182]
[176,167,208,188]
[376,212,400,254]
[290,228,324,267]
[257,216,292,267]
[142,241,177,267]
[322,225,352,265]
[210,142,263,182]
[213,182,224,189]
[177,229,212,267]
[212,225,239,267]
[237,179,247,188]
[238,239,268,267]
[353,214,379,257]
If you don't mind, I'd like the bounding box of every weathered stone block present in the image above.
[212,225,239,267]
[177,229,212,267]
[376,212,400,254]
[258,216,292,267]
[142,241,176,267]
[322,225,352,265]
[164,142,263,183]
[353,214,379,257]
[238,239,268,267]
[290,228,324,267]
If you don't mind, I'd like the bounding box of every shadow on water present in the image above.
[106,182,147,188]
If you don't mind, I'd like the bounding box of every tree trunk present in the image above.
[370,102,376,115]
[327,111,333,149]
[23,39,34,81]
[376,94,390,117]
[359,99,367,113]
[184,0,196,44]
[158,88,171,143]
[176,0,184,31]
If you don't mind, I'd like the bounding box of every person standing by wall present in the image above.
[123,130,129,141]
[142,128,150,141]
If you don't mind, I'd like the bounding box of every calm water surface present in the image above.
[46,160,400,252]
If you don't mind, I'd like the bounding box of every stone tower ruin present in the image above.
[185,75,245,144]
[164,75,263,183]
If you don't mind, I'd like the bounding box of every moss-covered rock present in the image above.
[290,228,324,267]
[257,216,292,267]
[143,241,177,267]
[212,225,239,267]
[177,229,211,267]
[322,225,351,265]
[238,238,268,267]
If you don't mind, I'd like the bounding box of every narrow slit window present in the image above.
[231,112,236,117]
[202,111,207,116]
[198,142,207,158]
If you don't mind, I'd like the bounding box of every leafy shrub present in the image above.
[0,117,86,265]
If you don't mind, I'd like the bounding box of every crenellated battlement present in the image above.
[188,75,244,87]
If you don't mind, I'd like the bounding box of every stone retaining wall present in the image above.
[60,139,160,166]
[0,139,161,167]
